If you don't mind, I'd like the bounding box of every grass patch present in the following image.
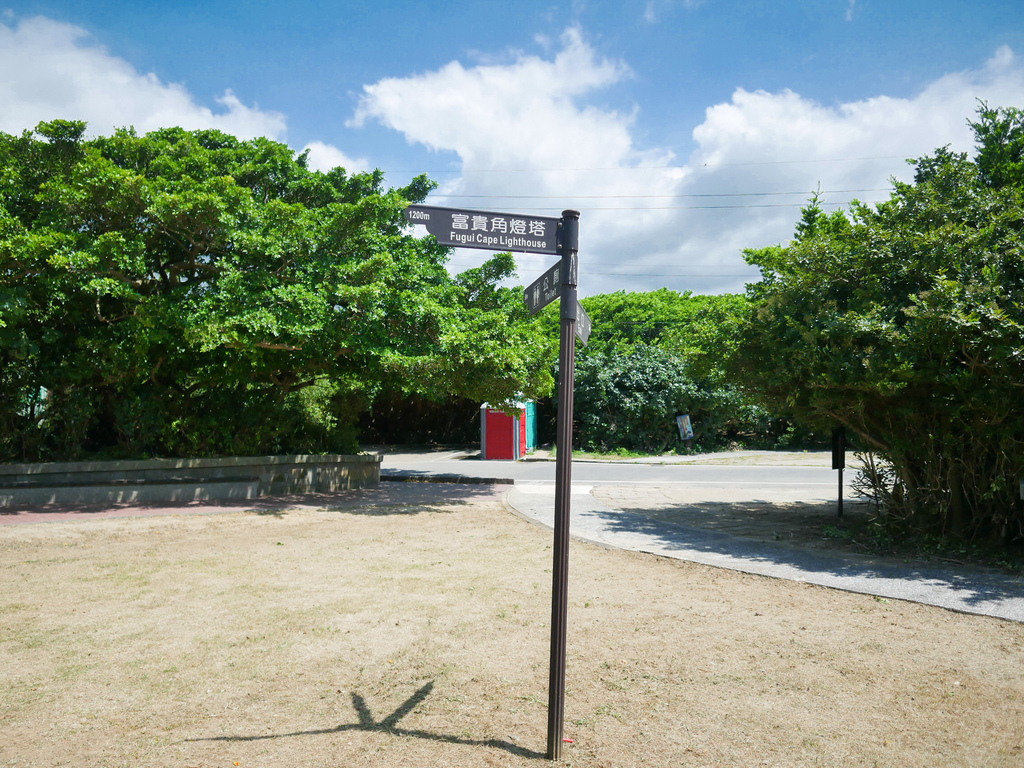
[823,517,1024,574]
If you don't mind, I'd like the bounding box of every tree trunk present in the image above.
[947,462,967,537]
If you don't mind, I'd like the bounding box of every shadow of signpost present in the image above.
[187,681,545,760]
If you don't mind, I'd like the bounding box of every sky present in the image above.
[2,1,1024,297]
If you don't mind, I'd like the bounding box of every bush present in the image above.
[570,345,730,454]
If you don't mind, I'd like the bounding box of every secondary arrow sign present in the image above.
[405,204,562,255]
[524,261,562,315]
[575,301,592,346]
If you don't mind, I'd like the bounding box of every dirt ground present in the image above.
[2,492,1024,767]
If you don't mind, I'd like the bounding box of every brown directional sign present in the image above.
[405,204,561,255]
[575,301,592,346]
[524,266,591,345]
[524,261,562,315]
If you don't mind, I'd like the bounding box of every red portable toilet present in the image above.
[480,403,529,460]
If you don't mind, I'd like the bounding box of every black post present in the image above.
[547,209,579,761]
[838,464,844,518]
[832,426,845,518]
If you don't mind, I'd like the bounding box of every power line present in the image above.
[443,258,759,278]
[432,188,892,200]
[446,256,756,272]
[455,269,758,278]
[389,154,914,174]
[417,200,885,211]
[454,270,756,278]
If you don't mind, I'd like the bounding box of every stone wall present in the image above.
[0,454,381,506]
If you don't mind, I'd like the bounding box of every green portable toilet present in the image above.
[525,401,537,452]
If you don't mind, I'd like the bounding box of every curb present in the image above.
[381,473,515,485]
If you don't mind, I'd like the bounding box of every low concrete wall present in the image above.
[0,454,381,506]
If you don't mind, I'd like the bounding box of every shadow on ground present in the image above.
[0,482,510,523]
[185,681,545,760]
[587,500,1024,608]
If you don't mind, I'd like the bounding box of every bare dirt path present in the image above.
[3,489,1023,767]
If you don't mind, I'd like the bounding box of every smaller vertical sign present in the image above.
[575,301,592,346]
[832,426,846,518]
[831,426,846,470]
[677,414,694,441]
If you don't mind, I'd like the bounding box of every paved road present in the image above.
[381,452,853,497]
[382,450,1024,623]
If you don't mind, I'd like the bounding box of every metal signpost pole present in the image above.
[546,209,580,761]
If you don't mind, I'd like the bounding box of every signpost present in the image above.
[405,204,584,760]
[405,204,561,255]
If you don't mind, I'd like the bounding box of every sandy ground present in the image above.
[2,492,1024,767]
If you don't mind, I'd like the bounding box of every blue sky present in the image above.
[3,1,1024,296]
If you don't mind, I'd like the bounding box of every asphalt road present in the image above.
[380,452,855,505]
[382,454,844,483]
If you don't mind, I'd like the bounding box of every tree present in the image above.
[533,289,779,452]
[573,345,739,453]
[732,106,1024,545]
[539,288,747,372]
[0,122,554,460]
[971,102,1024,189]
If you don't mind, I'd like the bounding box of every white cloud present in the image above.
[677,45,1024,288]
[0,15,286,139]
[8,14,1020,297]
[0,15,368,184]
[696,46,1024,166]
[302,141,370,174]
[350,27,633,166]
[352,33,1024,296]
[645,0,705,22]
[351,27,687,289]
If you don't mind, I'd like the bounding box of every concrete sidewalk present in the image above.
[505,483,1024,623]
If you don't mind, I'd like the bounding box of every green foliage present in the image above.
[539,288,748,377]
[0,122,553,460]
[732,105,1024,545]
[971,101,1024,189]
[534,289,787,453]
[572,345,739,453]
